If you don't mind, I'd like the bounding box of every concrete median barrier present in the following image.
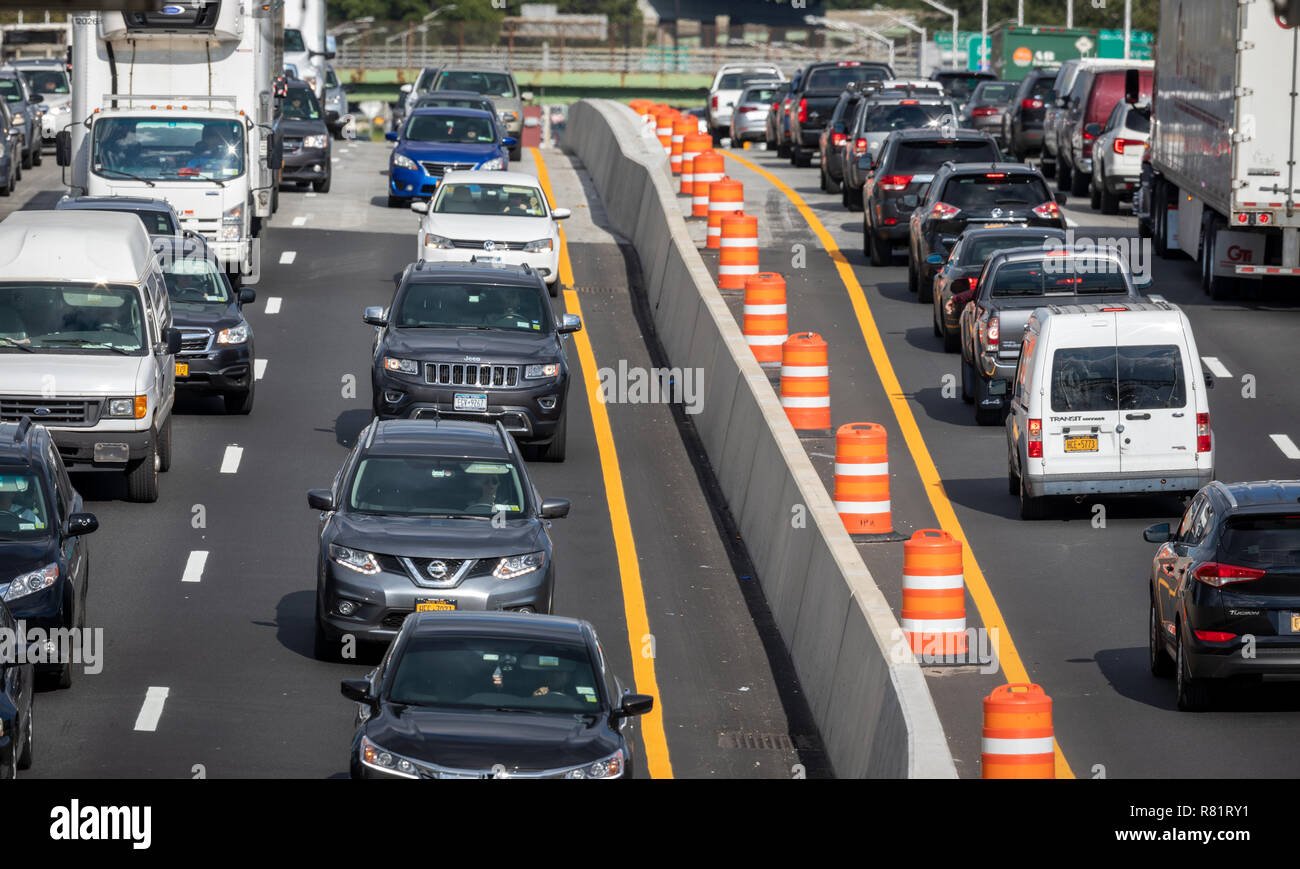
[564,99,956,778]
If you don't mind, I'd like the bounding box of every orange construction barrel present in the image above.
[982,684,1055,779]
[833,423,892,534]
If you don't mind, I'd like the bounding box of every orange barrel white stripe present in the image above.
[981,684,1055,779]
[706,177,743,249]
[655,110,677,155]
[780,332,831,432]
[692,151,724,217]
[682,132,712,194]
[670,117,694,175]
[717,211,759,289]
[901,529,966,656]
[833,423,892,534]
[742,273,787,364]
[680,157,695,195]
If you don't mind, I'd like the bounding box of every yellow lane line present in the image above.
[723,149,1075,779]
[531,147,675,779]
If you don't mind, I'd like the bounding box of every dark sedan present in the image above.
[279,81,331,193]
[343,611,653,779]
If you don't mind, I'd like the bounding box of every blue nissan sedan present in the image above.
[385,107,514,207]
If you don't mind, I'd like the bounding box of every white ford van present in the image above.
[1006,301,1214,520]
[0,211,181,502]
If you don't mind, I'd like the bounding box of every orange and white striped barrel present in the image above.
[680,157,695,195]
[833,423,892,534]
[691,152,724,217]
[742,273,787,365]
[780,333,831,432]
[706,177,743,249]
[629,99,651,114]
[718,211,759,290]
[670,117,695,175]
[982,684,1055,779]
[682,133,712,194]
[655,110,677,155]
[901,529,966,656]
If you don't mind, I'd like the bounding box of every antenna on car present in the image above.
[13,415,30,443]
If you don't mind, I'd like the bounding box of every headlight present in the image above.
[303,134,327,149]
[2,564,58,602]
[523,238,553,252]
[498,110,519,124]
[492,551,545,580]
[54,104,70,115]
[476,156,504,171]
[423,233,454,249]
[12,114,23,124]
[392,152,418,171]
[217,324,249,345]
[563,749,624,779]
[329,544,381,575]
[106,395,148,419]
[305,76,319,91]
[221,204,243,241]
[524,363,559,379]
[382,356,418,375]
[359,735,419,778]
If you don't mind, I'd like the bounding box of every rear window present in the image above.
[1125,110,1151,134]
[807,65,889,89]
[990,259,1129,296]
[1029,76,1058,100]
[894,139,998,172]
[1088,70,1152,120]
[741,86,780,104]
[937,75,992,100]
[940,174,1051,211]
[976,84,1018,103]
[719,72,778,90]
[959,235,1058,266]
[1220,515,1300,567]
[1050,344,1186,412]
[864,103,955,132]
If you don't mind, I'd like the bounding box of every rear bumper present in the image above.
[177,344,253,395]
[283,147,330,181]
[1184,639,1300,679]
[1025,469,1213,498]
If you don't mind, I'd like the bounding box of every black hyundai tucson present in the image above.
[367,260,580,462]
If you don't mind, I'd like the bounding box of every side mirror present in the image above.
[399,83,413,94]
[362,305,388,327]
[55,129,70,166]
[66,512,98,537]
[1204,372,1215,390]
[926,253,944,267]
[616,693,654,718]
[502,136,518,147]
[521,90,534,102]
[1143,522,1172,543]
[409,200,429,214]
[238,287,257,305]
[539,498,570,519]
[340,679,375,704]
[1085,122,1102,137]
[551,207,571,220]
[1124,68,1141,104]
[307,488,335,511]
[557,313,581,333]
[162,326,182,355]
[1054,191,1068,205]
[385,131,398,142]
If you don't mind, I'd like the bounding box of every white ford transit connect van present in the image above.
[1006,301,1214,519]
[0,211,181,502]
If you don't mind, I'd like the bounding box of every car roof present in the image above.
[1208,480,1300,512]
[57,195,176,215]
[0,210,154,283]
[407,611,591,644]
[416,90,491,100]
[366,418,514,459]
[405,259,540,285]
[436,65,516,75]
[0,420,45,468]
[438,168,540,187]
[408,106,495,119]
[943,161,1042,175]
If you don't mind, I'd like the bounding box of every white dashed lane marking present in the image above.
[254,359,267,381]
[291,216,307,226]
[265,297,282,315]
[1271,434,1300,460]
[219,446,243,474]
[181,551,209,583]
[279,250,297,265]
[1201,356,1231,378]
[133,687,169,732]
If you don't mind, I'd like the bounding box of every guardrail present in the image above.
[563,99,954,778]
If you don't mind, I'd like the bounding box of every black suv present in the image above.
[0,418,98,688]
[906,161,1066,303]
[308,418,571,660]
[841,92,962,211]
[366,261,580,462]
[786,59,893,167]
[860,129,1000,265]
[1000,67,1060,161]
[817,84,867,194]
[1144,481,1300,711]
[279,80,332,193]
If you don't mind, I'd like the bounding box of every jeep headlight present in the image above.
[524,363,559,379]
[392,151,418,171]
[476,156,504,171]
[523,238,552,252]
[303,134,327,149]
[423,233,454,250]
[382,356,419,375]
[217,324,249,344]
[492,551,545,580]
[2,564,57,602]
[221,204,243,241]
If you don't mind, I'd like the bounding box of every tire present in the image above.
[1018,469,1047,520]
[16,698,31,770]
[509,144,522,162]
[1175,634,1212,711]
[386,194,405,208]
[1099,172,1120,215]
[224,381,255,415]
[1040,155,1055,178]
[13,157,20,181]
[1056,159,1071,192]
[1090,173,1102,210]
[548,280,560,299]
[777,141,790,159]
[823,164,841,194]
[1008,461,1020,497]
[313,612,340,662]
[31,146,40,167]
[312,172,331,193]
[942,318,960,353]
[539,410,567,462]
[961,357,974,403]
[907,258,919,294]
[20,144,31,171]
[1150,597,1174,678]
[868,226,887,267]
[974,376,1002,426]
[917,268,933,304]
[794,146,811,168]
[1070,165,1090,197]
[271,182,280,214]
[157,414,172,473]
[819,163,829,192]
[125,435,160,503]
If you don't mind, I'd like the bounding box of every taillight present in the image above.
[879,174,913,191]
[930,201,961,219]
[1191,561,1265,588]
[1113,137,1144,155]
[711,95,719,109]
[739,104,759,113]
[854,137,868,154]
[972,106,998,117]
[900,99,919,105]
[1193,630,1239,642]
[1027,418,1043,458]
[831,131,847,146]
[984,173,1007,179]
[771,102,779,111]
[987,315,1000,344]
[1197,412,1211,452]
[1032,201,1061,219]
[797,98,807,124]
[1020,98,1044,110]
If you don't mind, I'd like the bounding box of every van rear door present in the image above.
[1042,314,1122,479]
[1115,316,1201,477]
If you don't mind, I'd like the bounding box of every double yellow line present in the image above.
[530,147,674,779]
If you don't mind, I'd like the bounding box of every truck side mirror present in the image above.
[1124,68,1141,104]
[55,129,70,166]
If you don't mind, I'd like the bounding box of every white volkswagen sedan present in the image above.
[411,170,569,295]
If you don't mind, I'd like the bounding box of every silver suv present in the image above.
[707,64,784,145]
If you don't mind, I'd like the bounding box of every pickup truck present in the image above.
[786,59,893,167]
[960,246,1151,425]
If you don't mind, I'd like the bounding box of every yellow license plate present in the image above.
[1064,435,1099,452]
[1291,614,1300,632]
[175,361,189,377]
[415,600,456,612]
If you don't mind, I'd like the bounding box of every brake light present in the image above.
[987,315,1000,344]
[984,173,1007,179]
[1191,561,1265,588]
[930,201,961,219]
[879,174,913,191]
[1021,98,1044,110]
[1193,630,1239,642]
[712,96,719,109]
[832,131,847,146]
[1197,412,1211,453]
[900,99,919,105]
[837,61,861,66]
[739,105,760,113]
[1028,418,1043,458]
[798,98,807,124]
[1113,137,1144,155]
[771,102,779,111]
[972,106,998,117]
[1032,201,1062,219]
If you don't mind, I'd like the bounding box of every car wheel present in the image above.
[932,301,943,337]
[313,611,340,662]
[1071,167,1090,197]
[548,280,560,299]
[917,269,933,304]
[841,183,851,209]
[1056,160,1071,192]
[539,410,567,462]
[1018,469,1047,520]
[907,259,919,294]
[1007,460,1020,497]
[824,165,841,194]
[16,697,31,770]
[943,321,960,353]
[126,436,160,503]
[1090,173,1102,210]
[20,145,31,171]
[777,141,790,158]
[157,414,173,473]
[1150,597,1174,678]
[1175,633,1212,711]
[819,163,829,192]
[386,194,405,208]
[789,145,800,166]
[313,172,331,194]
[30,146,40,167]
[868,227,888,267]
[1040,155,1055,178]
[961,357,974,404]
[224,381,255,415]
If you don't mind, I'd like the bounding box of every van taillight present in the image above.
[878,174,913,191]
[1197,412,1211,452]
[972,106,998,117]
[832,131,847,146]
[1192,561,1265,588]
[1028,418,1043,458]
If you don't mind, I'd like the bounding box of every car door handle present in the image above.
[1125,413,1150,420]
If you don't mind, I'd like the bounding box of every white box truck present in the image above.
[1147,0,1300,298]
[283,0,331,100]
[59,1,284,286]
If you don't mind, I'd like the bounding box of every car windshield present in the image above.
[65,206,176,236]
[92,117,245,181]
[436,71,516,99]
[864,103,955,132]
[348,456,526,518]
[807,65,887,89]
[0,473,50,540]
[960,235,1058,266]
[894,139,998,172]
[432,183,546,217]
[158,250,231,309]
[405,113,496,144]
[1050,345,1187,412]
[941,175,1050,210]
[0,282,146,354]
[976,83,1018,103]
[19,70,68,95]
[718,72,778,90]
[388,636,602,715]
[990,259,1129,296]
[283,87,322,121]
[396,281,547,333]
[1221,515,1300,568]
[416,95,493,112]
[0,79,23,103]
[284,28,305,52]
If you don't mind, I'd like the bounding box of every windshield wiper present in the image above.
[38,338,133,356]
[0,338,32,353]
[98,168,155,187]
[164,171,225,188]
[492,706,544,715]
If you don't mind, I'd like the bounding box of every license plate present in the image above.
[1291,613,1300,633]
[415,599,456,612]
[1064,435,1099,452]
[475,256,501,263]
[454,393,488,412]
[175,361,189,377]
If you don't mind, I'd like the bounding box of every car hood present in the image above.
[0,354,150,396]
[280,118,328,137]
[383,328,557,363]
[366,706,620,773]
[170,303,244,333]
[0,539,57,575]
[421,212,554,241]
[330,512,546,559]
[397,141,501,164]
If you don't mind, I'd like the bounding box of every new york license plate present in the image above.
[454,393,488,412]
[415,599,456,612]
[175,361,189,377]
[1064,435,1099,452]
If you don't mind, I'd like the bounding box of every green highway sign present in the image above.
[935,30,980,50]
[968,36,991,71]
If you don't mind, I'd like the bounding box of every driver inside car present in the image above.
[0,481,43,528]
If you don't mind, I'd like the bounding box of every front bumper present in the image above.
[282,147,330,182]
[372,370,567,442]
[6,584,71,672]
[176,343,253,395]
[1025,468,1213,498]
[419,245,558,284]
[49,425,154,469]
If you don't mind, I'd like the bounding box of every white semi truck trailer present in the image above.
[283,0,330,99]
[59,1,284,285]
